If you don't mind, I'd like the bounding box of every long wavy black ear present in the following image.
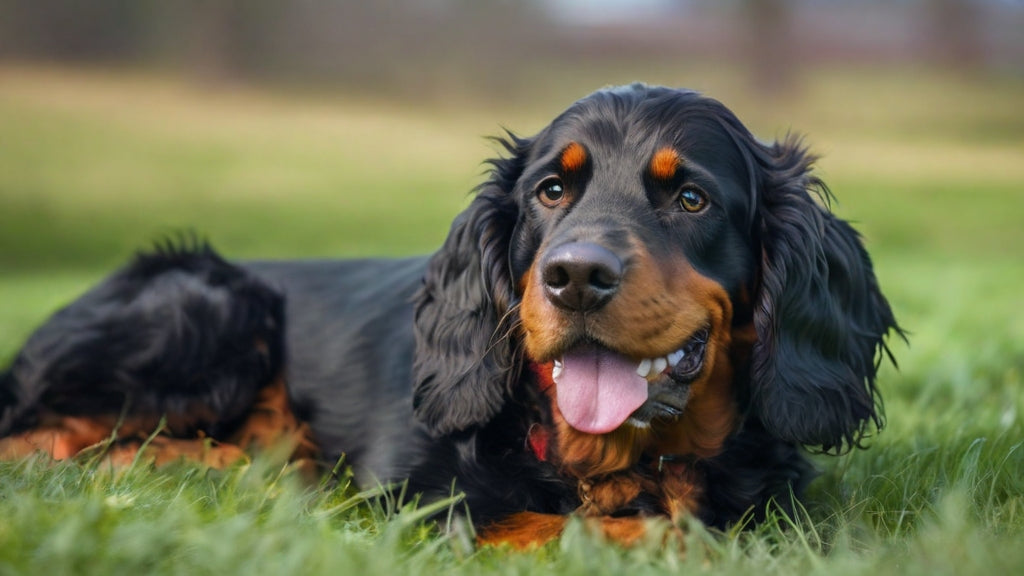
[412,135,531,437]
[745,134,902,453]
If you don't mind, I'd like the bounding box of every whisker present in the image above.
[487,302,522,354]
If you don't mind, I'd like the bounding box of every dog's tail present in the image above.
[0,240,286,440]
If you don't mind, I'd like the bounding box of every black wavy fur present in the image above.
[1,85,901,534]
[0,238,284,437]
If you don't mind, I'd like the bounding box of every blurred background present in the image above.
[0,0,1022,391]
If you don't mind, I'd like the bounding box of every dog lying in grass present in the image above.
[0,84,900,547]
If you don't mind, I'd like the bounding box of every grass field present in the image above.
[1,64,1023,575]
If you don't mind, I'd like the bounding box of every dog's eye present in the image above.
[678,187,708,213]
[537,177,567,208]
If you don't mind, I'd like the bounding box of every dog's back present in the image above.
[245,257,429,483]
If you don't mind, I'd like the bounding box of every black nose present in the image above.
[540,242,623,311]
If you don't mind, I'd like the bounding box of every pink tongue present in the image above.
[555,348,649,434]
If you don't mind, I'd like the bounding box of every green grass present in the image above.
[1,64,1023,574]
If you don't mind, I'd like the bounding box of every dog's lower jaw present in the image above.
[650,329,740,460]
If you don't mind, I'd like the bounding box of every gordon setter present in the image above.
[0,84,900,547]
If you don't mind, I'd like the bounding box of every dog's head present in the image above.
[413,84,900,456]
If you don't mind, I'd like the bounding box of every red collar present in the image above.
[526,424,550,462]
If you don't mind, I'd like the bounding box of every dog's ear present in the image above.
[745,135,901,453]
[412,136,530,437]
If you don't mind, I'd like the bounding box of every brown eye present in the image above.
[678,187,707,213]
[537,177,567,207]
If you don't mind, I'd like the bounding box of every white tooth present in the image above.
[552,360,563,380]
[652,357,668,375]
[636,358,652,377]
[668,349,685,366]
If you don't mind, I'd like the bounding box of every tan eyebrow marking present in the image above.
[560,142,587,173]
[650,147,680,181]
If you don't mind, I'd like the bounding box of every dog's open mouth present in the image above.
[550,328,709,434]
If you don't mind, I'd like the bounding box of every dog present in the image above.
[0,84,900,547]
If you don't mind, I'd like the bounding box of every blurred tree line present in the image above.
[0,0,1017,96]
[0,0,555,96]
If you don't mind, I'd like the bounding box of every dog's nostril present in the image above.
[540,242,623,311]
[589,266,619,291]
[545,266,571,289]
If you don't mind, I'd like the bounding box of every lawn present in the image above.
[1,64,1023,575]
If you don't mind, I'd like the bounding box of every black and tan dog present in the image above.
[0,85,900,547]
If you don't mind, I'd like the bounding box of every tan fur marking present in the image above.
[228,377,318,460]
[478,511,657,549]
[101,437,248,468]
[658,462,704,523]
[477,512,569,549]
[0,414,111,460]
[519,261,566,359]
[0,377,316,469]
[560,142,587,173]
[650,147,680,181]
[577,473,647,516]
[587,516,650,547]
